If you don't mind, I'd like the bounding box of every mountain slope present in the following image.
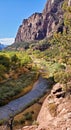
[0,43,7,50]
[15,0,65,43]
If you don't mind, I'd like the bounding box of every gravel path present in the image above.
[0,77,52,121]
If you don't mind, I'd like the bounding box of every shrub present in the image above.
[24,112,32,121]
[54,70,71,93]
[11,54,19,63]
[0,54,10,70]
[48,102,57,117]
[21,55,32,66]
[19,118,25,124]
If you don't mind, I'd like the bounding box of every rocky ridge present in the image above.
[15,0,65,43]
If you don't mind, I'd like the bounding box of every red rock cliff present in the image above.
[15,0,65,43]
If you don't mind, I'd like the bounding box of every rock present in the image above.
[68,0,71,6]
[67,113,71,119]
[21,125,37,130]
[51,83,63,94]
[51,83,65,98]
[15,13,45,43]
[15,0,65,43]
[36,83,71,130]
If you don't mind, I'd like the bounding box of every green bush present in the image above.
[21,55,32,66]
[11,54,20,63]
[0,64,6,78]
[24,112,32,121]
[0,54,10,70]
[54,70,71,92]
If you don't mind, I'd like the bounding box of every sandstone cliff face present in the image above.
[43,0,64,37]
[15,0,65,43]
[15,13,45,43]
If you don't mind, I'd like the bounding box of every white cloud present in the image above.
[0,38,14,45]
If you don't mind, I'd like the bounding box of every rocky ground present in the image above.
[21,83,71,130]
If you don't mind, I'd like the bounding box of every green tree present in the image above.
[11,54,19,63]
[0,64,6,81]
[21,55,32,66]
[11,54,21,69]
[0,54,10,71]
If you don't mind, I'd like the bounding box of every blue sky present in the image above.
[0,0,47,44]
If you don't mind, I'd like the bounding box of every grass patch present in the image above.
[0,71,39,106]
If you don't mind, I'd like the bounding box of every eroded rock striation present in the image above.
[15,0,65,43]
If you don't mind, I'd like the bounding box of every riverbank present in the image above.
[0,76,54,122]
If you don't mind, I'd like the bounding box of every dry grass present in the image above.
[13,93,48,129]
[48,102,57,117]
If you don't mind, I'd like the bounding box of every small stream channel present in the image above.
[0,76,54,122]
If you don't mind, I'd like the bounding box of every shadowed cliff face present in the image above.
[43,0,65,37]
[15,13,45,43]
[15,0,65,43]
